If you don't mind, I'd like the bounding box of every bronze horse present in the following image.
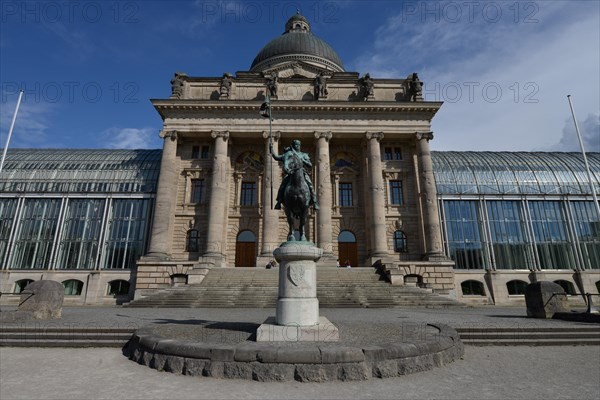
[283,152,310,241]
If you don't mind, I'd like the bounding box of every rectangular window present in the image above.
[191,146,200,159]
[201,146,210,159]
[486,200,533,270]
[384,147,393,161]
[11,198,62,269]
[102,199,151,269]
[528,201,576,269]
[191,179,204,204]
[570,201,600,270]
[389,180,403,205]
[394,147,402,160]
[442,200,487,270]
[0,199,18,267]
[240,182,256,206]
[339,183,353,207]
[57,199,105,270]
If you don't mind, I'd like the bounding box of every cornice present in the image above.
[151,99,443,115]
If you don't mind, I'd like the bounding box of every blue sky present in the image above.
[1,0,599,151]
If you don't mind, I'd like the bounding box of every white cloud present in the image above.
[349,1,600,151]
[538,113,600,152]
[0,98,59,148]
[100,127,161,149]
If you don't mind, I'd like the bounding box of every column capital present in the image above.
[262,130,281,141]
[365,131,384,142]
[415,131,434,142]
[211,130,230,141]
[159,130,178,141]
[314,131,332,141]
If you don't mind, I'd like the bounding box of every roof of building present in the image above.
[431,151,600,196]
[250,12,344,72]
[0,149,161,194]
[1,149,598,197]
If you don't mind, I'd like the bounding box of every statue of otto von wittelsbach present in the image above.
[270,139,319,241]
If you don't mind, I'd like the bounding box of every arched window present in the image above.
[63,279,84,296]
[506,280,528,295]
[554,280,576,295]
[338,231,356,243]
[186,229,200,252]
[107,280,130,296]
[14,279,34,294]
[596,280,600,293]
[461,280,485,296]
[394,230,407,253]
[237,230,256,242]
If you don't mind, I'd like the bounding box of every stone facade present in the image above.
[136,52,456,300]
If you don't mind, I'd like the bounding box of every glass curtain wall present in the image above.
[528,201,576,269]
[570,201,600,269]
[11,198,62,269]
[0,199,18,266]
[57,199,105,269]
[486,200,533,269]
[102,199,151,269]
[442,200,487,269]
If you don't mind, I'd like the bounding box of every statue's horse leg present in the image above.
[298,208,307,241]
[285,208,295,241]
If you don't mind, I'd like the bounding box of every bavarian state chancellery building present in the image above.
[1,14,598,306]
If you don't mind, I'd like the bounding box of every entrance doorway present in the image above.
[338,230,358,267]
[235,230,256,267]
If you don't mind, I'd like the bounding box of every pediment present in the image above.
[263,62,323,79]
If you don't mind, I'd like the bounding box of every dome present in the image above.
[250,12,344,73]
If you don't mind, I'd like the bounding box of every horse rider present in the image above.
[269,139,319,210]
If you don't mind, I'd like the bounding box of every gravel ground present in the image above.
[1,345,598,400]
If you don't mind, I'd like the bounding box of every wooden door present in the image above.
[235,242,256,267]
[338,242,358,268]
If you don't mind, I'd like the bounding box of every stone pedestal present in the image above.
[275,243,322,326]
[256,242,339,342]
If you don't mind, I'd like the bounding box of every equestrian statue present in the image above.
[270,139,319,242]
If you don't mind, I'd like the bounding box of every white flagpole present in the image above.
[0,90,24,175]
[567,95,600,218]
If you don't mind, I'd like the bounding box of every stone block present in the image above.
[17,280,64,319]
[165,355,185,374]
[183,358,208,376]
[203,361,224,378]
[525,281,571,318]
[294,364,338,383]
[151,353,168,371]
[338,363,370,381]
[361,345,387,361]
[256,316,339,342]
[210,345,235,361]
[320,346,365,363]
[252,363,295,382]
[372,360,399,378]
[275,347,322,364]
[223,362,253,380]
[142,351,153,367]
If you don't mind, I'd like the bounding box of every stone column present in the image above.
[146,130,178,259]
[366,132,388,258]
[204,130,230,261]
[261,131,281,257]
[314,131,334,258]
[416,131,445,260]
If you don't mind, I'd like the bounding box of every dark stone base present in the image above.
[126,322,464,382]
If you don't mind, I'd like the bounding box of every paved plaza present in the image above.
[1,306,599,399]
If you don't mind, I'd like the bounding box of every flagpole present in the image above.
[0,90,24,175]
[567,95,600,218]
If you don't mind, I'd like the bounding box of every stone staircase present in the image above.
[0,327,133,348]
[125,267,463,308]
[456,326,600,346]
